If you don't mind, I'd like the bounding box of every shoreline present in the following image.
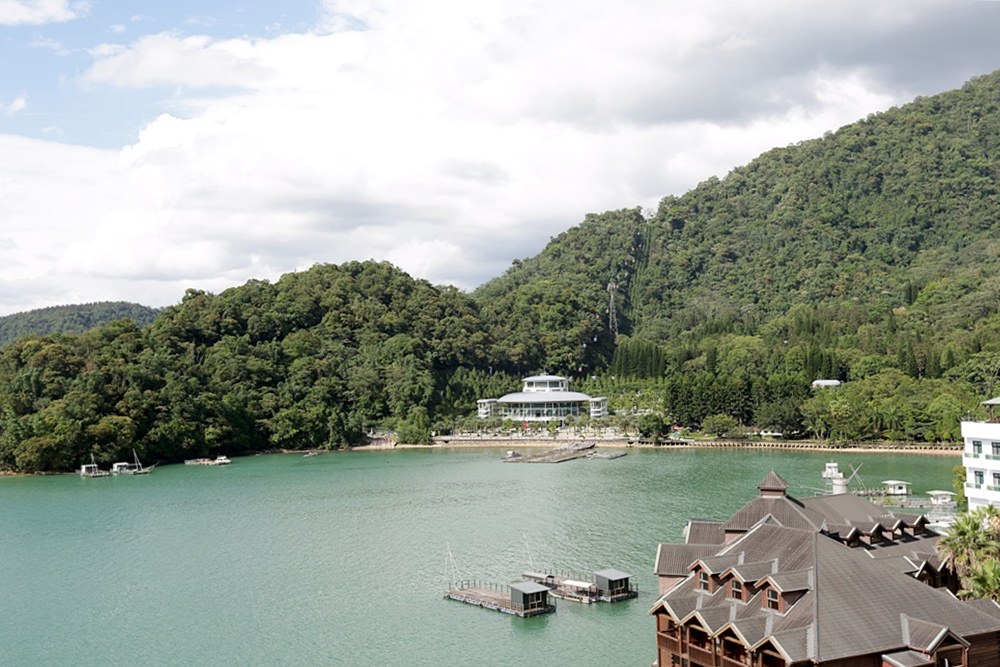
[354,437,963,457]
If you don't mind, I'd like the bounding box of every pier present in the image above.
[504,442,601,463]
[445,580,555,617]
[521,568,638,604]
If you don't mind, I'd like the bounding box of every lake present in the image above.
[0,447,956,665]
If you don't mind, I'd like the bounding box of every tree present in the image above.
[701,413,740,438]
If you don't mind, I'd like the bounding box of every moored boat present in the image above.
[111,449,153,475]
[79,455,110,478]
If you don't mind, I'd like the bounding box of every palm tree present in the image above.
[937,510,998,580]
[960,558,1000,601]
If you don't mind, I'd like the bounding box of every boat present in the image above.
[184,455,232,466]
[79,455,110,478]
[111,450,153,475]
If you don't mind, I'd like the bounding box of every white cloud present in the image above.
[30,35,71,55]
[2,0,1000,314]
[4,95,27,115]
[0,0,85,25]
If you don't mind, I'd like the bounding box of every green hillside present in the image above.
[473,70,1000,439]
[5,71,1000,472]
[0,302,160,346]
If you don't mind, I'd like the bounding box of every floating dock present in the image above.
[504,442,604,463]
[445,580,555,617]
[521,568,638,604]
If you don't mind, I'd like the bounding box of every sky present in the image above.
[2,1,1000,316]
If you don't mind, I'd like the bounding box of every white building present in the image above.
[477,374,607,422]
[960,396,1000,511]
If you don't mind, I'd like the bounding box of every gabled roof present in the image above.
[655,543,723,577]
[901,614,968,653]
[758,470,789,493]
[684,519,726,544]
[724,560,776,584]
[881,649,934,667]
[760,569,812,593]
[653,522,1000,663]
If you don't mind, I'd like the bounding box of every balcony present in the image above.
[967,483,983,489]
[687,644,714,665]
[657,633,680,654]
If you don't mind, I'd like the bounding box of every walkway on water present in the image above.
[444,581,556,617]
[430,436,961,456]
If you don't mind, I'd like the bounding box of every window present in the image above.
[698,571,710,591]
[765,589,779,610]
[973,440,983,455]
[730,579,743,601]
[993,442,1000,456]
[993,472,1000,488]
[975,470,985,486]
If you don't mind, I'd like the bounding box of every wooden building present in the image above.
[650,471,1000,666]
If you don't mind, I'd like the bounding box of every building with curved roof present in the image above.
[477,374,607,422]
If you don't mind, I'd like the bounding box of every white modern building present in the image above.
[477,374,607,422]
[960,396,1000,511]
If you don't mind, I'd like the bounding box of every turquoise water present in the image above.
[0,448,955,666]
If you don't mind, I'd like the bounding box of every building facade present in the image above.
[477,374,607,422]
[650,472,1000,666]
[961,397,1000,511]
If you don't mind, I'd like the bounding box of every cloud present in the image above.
[3,0,1000,315]
[0,0,85,26]
[30,35,71,55]
[4,96,27,115]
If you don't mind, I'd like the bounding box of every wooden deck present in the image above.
[503,442,597,463]
[444,582,555,617]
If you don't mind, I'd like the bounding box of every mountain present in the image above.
[5,70,1000,472]
[0,302,160,346]
[476,70,1000,377]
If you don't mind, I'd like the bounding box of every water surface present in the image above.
[0,448,955,665]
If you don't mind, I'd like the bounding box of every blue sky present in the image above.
[0,2,319,145]
[2,0,1000,315]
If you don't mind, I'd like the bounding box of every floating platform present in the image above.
[445,580,555,617]
[504,442,613,463]
[521,568,638,604]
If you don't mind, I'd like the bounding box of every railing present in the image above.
[657,634,680,654]
[966,482,983,489]
[687,644,714,665]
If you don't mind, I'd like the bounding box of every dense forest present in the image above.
[5,70,1000,471]
[0,302,160,346]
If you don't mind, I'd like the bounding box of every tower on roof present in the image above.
[757,470,789,497]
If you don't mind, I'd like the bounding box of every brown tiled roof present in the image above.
[762,569,811,593]
[758,470,789,492]
[684,519,726,544]
[901,615,961,653]
[722,496,824,531]
[654,543,725,576]
[652,521,1000,663]
[725,560,776,584]
[881,649,934,667]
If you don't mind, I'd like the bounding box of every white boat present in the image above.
[79,455,110,478]
[111,450,152,475]
[185,455,232,466]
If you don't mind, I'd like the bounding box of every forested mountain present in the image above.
[475,69,1000,441]
[0,262,521,472]
[5,71,1000,472]
[0,302,160,346]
